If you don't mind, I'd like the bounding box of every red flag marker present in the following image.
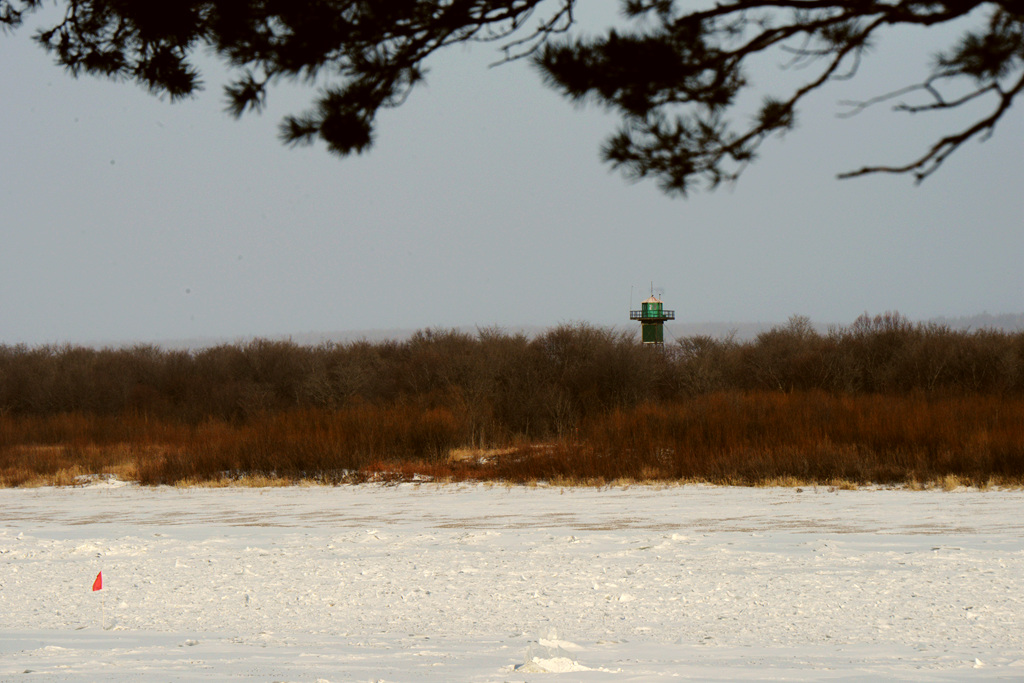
[92,571,102,592]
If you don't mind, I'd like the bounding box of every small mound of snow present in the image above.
[515,628,591,673]
[517,656,591,673]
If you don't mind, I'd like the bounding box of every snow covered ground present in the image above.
[2,482,1023,681]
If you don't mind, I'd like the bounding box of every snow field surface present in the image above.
[1,483,1023,681]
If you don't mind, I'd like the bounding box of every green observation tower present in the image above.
[630,295,675,346]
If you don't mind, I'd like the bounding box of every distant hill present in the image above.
[926,313,1024,332]
[119,313,1024,350]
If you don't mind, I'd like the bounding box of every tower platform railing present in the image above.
[629,310,675,321]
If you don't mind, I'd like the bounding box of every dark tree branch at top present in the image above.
[3,1,1021,196]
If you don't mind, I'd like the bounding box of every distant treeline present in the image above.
[2,313,1023,437]
[2,313,1023,487]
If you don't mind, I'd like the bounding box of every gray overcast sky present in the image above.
[1,4,1022,346]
